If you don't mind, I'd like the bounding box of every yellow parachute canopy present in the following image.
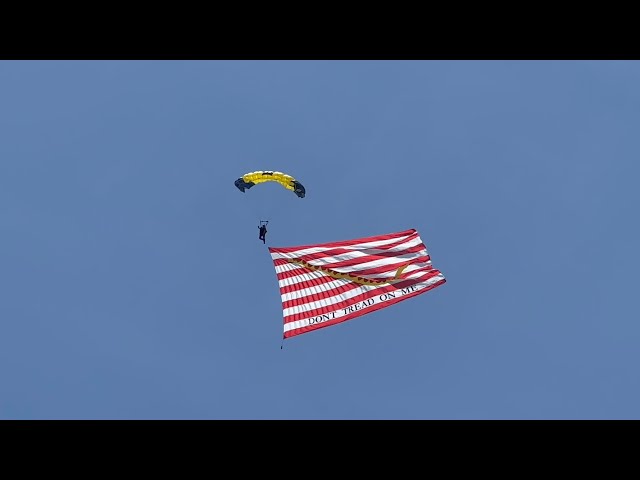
[234,171,306,198]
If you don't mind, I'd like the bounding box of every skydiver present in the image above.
[258,223,268,244]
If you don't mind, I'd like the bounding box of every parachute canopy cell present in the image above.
[234,170,306,198]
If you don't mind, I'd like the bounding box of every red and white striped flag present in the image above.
[268,229,446,339]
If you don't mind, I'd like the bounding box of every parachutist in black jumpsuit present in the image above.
[258,224,268,244]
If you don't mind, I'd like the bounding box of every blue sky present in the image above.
[1,60,638,419]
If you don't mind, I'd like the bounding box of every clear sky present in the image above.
[1,60,638,420]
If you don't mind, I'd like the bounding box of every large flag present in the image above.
[268,229,446,339]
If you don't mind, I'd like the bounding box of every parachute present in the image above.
[234,171,306,198]
[268,229,446,339]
